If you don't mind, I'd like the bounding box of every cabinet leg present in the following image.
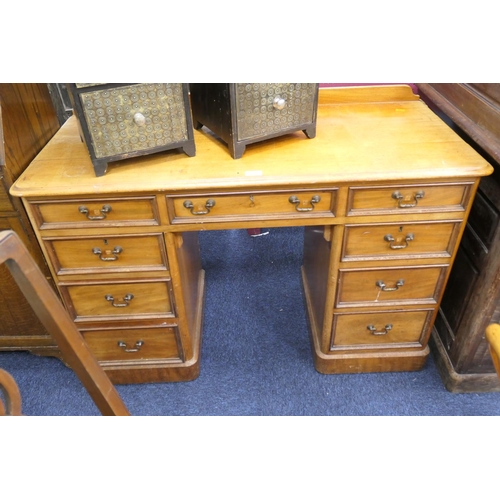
[92,159,108,177]
[230,142,246,159]
[182,141,196,157]
[303,125,316,139]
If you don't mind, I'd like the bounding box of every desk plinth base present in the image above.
[103,355,201,385]
[310,342,430,375]
[98,270,205,385]
[302,266,429,374]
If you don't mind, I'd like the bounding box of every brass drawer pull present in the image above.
[392,190,425,208]
[384,233,414,249]
[376,279,405,292]
[288,195,321,212]
[183,199,216,215]
[117,340,144,352]
[367,324,393,336]
[105,293,134,307]
[92,246,123,261]
[78,204,112,220]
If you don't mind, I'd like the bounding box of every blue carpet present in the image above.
[1,227,499,416]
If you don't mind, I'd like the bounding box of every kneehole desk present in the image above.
[10,85,493,384]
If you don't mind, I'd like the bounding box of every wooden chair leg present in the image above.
[0,230,129,416]
[485,323,500,378]
[0,369,22,416]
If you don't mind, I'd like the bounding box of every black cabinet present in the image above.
[189,83,318,158]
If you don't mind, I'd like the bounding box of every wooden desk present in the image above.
[10,85,493,384]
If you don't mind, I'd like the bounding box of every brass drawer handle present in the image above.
[376,279,405,292]
[288,195,321,212]
[367,324,393,336]
[384,233,414,249]
[92,246,123,261]
[117,340,144,353]
[79,204,112,220]
[105,293,134,307]
[183,199,216,215]
[392,190,425,208]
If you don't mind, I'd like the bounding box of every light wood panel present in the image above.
[10,87,492,200]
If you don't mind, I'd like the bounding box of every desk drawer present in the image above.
[31,196,160,229]
[169,190,336,222]
[331,309,433,349]
[337,265,447,307]
[342,221,460,261]
[44,234,168,275]
[60,280,175,321]
[347,182,472,216]
[82,326,181,362]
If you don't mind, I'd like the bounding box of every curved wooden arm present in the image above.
[0,230,129,416]
[485,323,500,377]
[0,369,22,416]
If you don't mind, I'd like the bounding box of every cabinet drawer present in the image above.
[82,326,181,362]
[30,196,160,229]
[44,234,168,275]
[337,265,447,307]
[169,190,336,222]
[347,182,472,216]
[331,310,433,349]
[235,83,318,141]
[60,280,174,321]
[342,221,460,261]
[78,83,189,159]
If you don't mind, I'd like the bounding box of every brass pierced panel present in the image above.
[235,83,316,141]
[80,84,188,159]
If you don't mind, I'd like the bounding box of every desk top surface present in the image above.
[11,85,493,198]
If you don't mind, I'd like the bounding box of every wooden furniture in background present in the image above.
[10,86,492,384]
[0,230,129,416]
[0,84,61,357]
[47,83,73,125]
[418,83,500,392]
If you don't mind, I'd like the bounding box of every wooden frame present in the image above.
[0,230,129,416]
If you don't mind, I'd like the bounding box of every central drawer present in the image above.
[169,190,336,223]
[44,233,168,275]
[59,280,175,321]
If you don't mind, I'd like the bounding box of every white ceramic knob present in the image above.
[133,112,146,126]
[273,96,286,110]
